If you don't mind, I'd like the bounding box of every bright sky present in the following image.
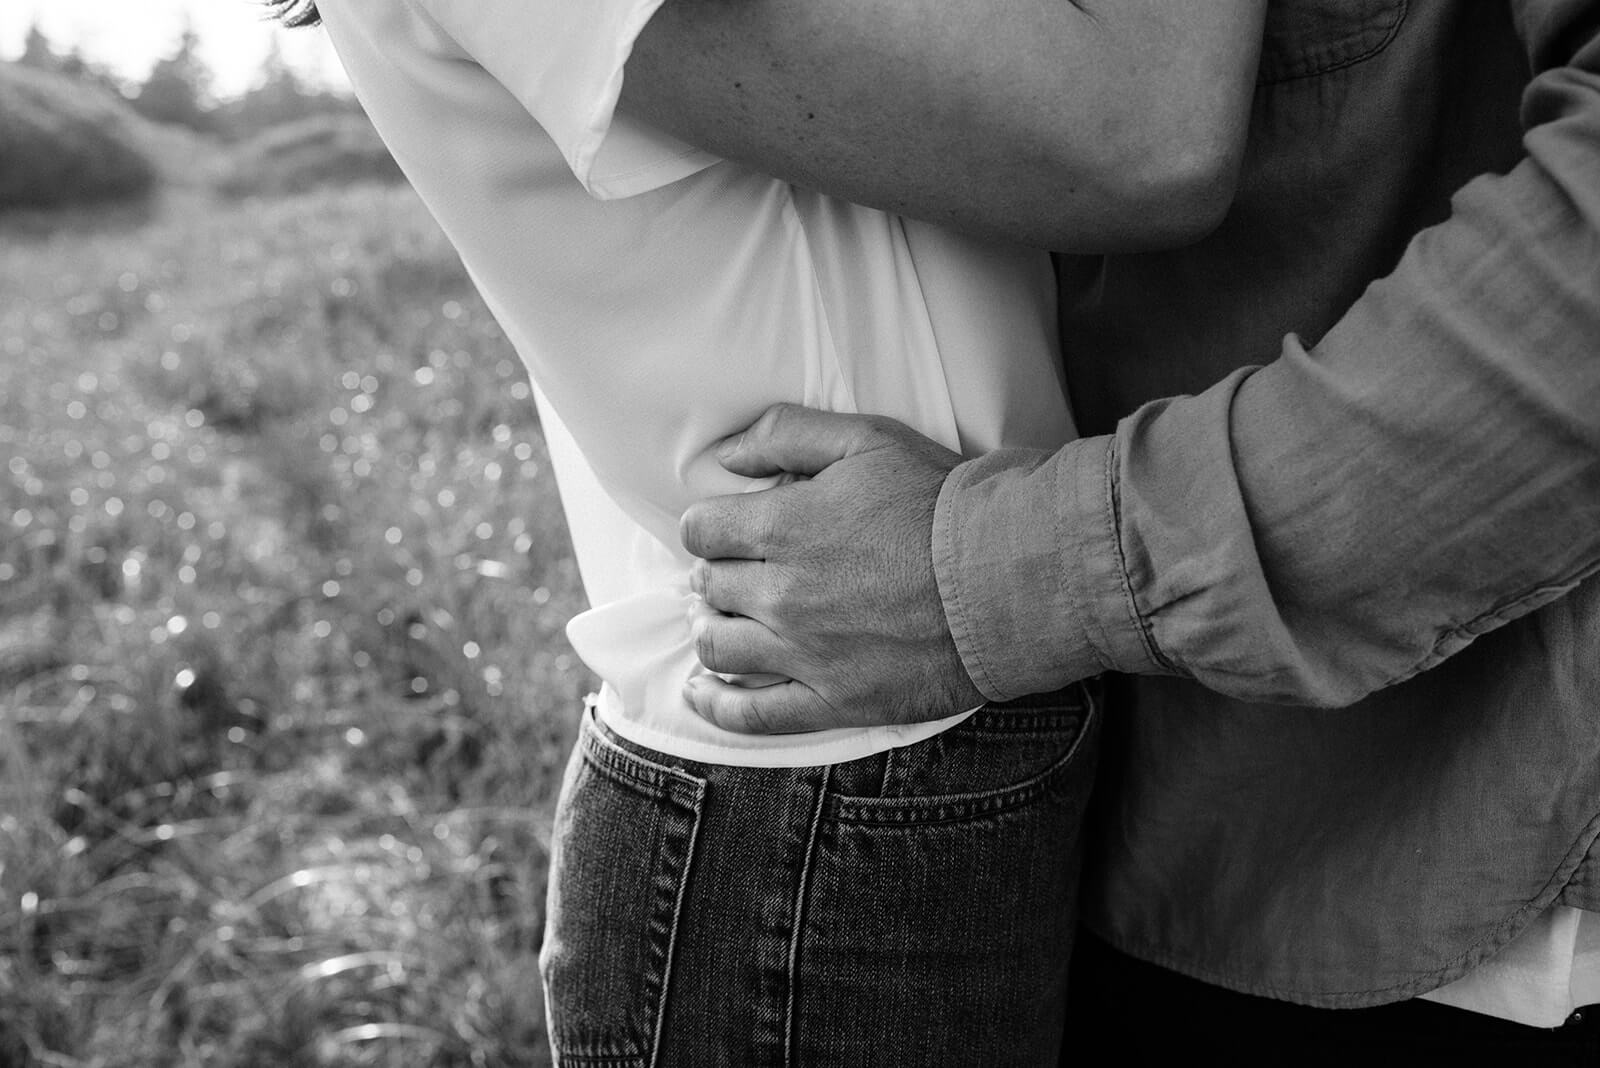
[0,0,350,99]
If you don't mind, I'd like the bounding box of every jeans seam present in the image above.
[582,713,705,800]
[648,777,705,1068]
[785,766,831,1067]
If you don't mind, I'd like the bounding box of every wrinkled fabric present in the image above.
[934,0,1600,1003]
[319,0,1071,768]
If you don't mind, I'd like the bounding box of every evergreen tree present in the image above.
[19,22,57,70]
[58,49,127,98]
[17,23,128,99]
[216,37,359,139]
[234,38,311,130]
[131,20,214,132]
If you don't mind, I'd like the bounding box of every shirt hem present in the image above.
[594,689,979,769]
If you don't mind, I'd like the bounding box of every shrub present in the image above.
[0,62,157,210]
[220,113,405,199]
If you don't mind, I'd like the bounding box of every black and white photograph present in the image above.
[2,1,1598,1065]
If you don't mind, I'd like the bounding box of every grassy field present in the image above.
[0,180,594,1066]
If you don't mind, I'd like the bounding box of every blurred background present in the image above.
[1,3,593,1064]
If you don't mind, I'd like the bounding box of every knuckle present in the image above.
[861,414,900,448]
[748,578,779,620]
[691,615,719,670]
[747,571,780,623]
[761,403,798,438]
[767,568,812,622]
[736,695,778,735]
[753,501,782,553]
[719,689,751,729]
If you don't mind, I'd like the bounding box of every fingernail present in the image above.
[688,560,706,596]
[715,433,743,461]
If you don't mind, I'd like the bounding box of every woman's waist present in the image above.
[566,591,974,768]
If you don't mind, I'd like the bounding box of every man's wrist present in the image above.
[932,437,1164,702]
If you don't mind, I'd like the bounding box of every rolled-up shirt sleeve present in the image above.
[933,437,1169,701]
[934,2,1600,707]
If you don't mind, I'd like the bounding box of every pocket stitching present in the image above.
[550,716,707,1066]
[648,773,704,1068]
[826,702,1097,826]
[966,708,1086,734]
[1257,0,1409,85]
[582,715,706,805]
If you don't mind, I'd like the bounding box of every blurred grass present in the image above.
[0,179,593,1066]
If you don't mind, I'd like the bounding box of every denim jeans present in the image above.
[539,684,1100,1068]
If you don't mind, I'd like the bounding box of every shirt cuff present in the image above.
[931,436,1166,702]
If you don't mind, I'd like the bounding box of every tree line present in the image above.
[16,19,360,142]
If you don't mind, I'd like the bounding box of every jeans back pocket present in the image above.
[794,686,1100,1064]
[827,683,1097,824]
[540,714,706,1067]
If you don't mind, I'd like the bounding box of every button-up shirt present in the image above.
[934,0,1600,1005]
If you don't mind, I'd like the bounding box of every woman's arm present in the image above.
[623,0,1267,250]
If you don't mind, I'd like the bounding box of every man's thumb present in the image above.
[715,404,879,478]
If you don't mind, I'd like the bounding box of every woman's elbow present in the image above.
[1142,147,1242,245]
[1022,93,1249,252]
[1102,129,1245,249]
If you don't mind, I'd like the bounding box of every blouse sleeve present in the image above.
[413,0,719,198]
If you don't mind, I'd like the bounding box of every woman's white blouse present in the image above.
[319,0,1076,766]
